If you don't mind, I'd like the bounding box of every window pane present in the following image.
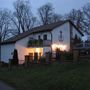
[43,34,47,40]
[38,35,41,40]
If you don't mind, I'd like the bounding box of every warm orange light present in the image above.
[35,48,40,53]
[52,43,67,51]
[27,48,43,55]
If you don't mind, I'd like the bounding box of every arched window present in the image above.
[43,34,47,40]
[38,35,41,40]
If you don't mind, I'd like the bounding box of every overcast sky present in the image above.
[0,0,90,15]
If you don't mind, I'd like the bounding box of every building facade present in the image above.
[1,20,83,64]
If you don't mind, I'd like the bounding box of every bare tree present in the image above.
[50,13,62,23]
[0,9,12,60]
[65,9,84,31]
[38,3,62,25]
[0,9,12,41]
[12,0,36,34]
[83,3,90,32]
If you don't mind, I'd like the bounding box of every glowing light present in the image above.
[26,48,43,59]
[27,48,43,55]
[35,48,40,53]
[52,43,67,51]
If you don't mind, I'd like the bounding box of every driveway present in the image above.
[0,81,15,90]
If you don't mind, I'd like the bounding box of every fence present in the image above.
[73,49,90,62]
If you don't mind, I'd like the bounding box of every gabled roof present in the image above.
[1,20,83,45]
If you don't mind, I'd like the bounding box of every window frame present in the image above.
[43,34,47,40]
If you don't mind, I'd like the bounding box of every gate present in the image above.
[79,49,90,60]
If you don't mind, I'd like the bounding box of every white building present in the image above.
[1,20,83,64]
[83,31,90,41]
[87,34,90,41]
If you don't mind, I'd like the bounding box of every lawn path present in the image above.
[0,81,15,90]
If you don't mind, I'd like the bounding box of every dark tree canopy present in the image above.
[65,9,85,31]
[12,49,18,65]
[83,3,90,32]
[1,1,90,41]
[12,0,36,34]
[38,3,62,25]
[0,9,12,41]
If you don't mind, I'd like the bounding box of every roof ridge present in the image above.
[1,20,83,45]
[3,20,66,41]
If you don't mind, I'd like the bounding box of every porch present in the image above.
[19,47,44,64]
[27,39,52,47]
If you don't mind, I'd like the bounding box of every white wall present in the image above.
[72,26,82,39]
[1,21,83,63]
[1,44,15,63]
[15,32,52,63]
[16,22,71,62]
[51,22,70,51]
[15,36,30,62]
[87,35,90,41]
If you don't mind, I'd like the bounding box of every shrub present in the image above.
[63,52,73,61]
[45,52,52,64]
[24,55,30,67]
[56,48,61,62]
[0,61,8,67]
[40,57,46,64]
[55,49,73,62]
[12,49,19,65]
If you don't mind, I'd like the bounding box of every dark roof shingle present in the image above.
[1,20,83,44]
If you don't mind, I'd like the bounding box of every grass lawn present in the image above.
[0,62,90,90]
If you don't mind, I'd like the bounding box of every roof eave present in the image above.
[69,20,84,36]
[1,41,16,45]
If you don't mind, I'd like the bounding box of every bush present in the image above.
[24,55,30,67]
[56,48,61,62]
[0,61,8,67]
[45,52,52,64]
[63,52,73,61]
[40,57,46,64]
[11,49,19,65]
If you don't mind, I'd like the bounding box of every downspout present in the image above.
[69,22,73,52]
[50,31,53,53]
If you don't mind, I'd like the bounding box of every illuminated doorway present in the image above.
[27,48,43,63]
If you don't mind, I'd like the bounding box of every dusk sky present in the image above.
[0,0,90,15]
